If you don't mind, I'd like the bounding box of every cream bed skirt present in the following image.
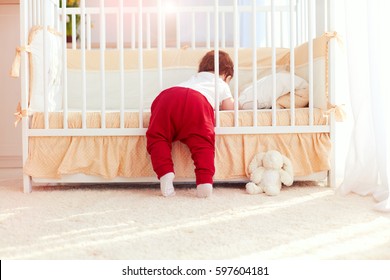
[25,108,331,181]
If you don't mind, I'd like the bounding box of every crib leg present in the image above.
[327,111,336,188]
[327,169,336,189]
[23,174,32,193]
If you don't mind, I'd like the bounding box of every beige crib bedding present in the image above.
[24,108,331,180]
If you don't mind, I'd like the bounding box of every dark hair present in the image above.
[198,50,234,78]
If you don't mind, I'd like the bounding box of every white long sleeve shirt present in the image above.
[177,72,232,109]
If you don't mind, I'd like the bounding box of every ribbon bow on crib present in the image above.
[324,103,347,122]
[10,45,31,78]
[323,31,346,123]
[14,102,28,127]
[324,31,344,48]
[10,46,30,127]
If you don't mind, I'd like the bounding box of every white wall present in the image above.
[0,4,22,167]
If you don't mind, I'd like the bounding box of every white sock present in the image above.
[196,183,213,198]
[160,172,175,197]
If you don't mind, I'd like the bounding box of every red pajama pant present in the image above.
[146,87,215,185]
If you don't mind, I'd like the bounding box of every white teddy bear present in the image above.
[246,150,294,196]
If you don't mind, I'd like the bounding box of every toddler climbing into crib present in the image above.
[146,50,234,198]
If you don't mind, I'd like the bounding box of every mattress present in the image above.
[25,108,331,181]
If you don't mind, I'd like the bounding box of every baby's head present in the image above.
[198,50,234,81]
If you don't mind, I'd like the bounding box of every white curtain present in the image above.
[338,0,390,212]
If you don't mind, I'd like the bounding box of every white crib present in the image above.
[15,0,339,193]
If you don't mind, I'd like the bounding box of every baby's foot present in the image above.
[196,183,213,198]
[160,172,175,197]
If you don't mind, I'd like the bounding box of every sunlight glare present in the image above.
[163,1,176,13]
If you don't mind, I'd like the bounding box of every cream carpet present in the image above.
[1,170,389,260]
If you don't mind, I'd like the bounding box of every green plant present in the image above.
[59,0,80,39]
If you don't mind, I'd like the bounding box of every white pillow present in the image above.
[238,72,308,109]
[295,57,327,109]
[28,26,63,112]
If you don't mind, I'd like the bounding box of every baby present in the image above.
[146,50,234,198]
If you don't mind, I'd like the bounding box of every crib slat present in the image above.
[175,12,181,48]
[252,0,258,127]
[80,0,87,129]
[28,0,32,27]
[100,0,106,129]
[266,12,270,47]
[37,0,41,25]
[299,0,304,42]
[271,0,277,126]
[138,0,144,129]
[158,0,163,91]
[214,0,220,128]
[328,0,336,188]
[87,14,92,50]
[296,0,300,44]
[303,0,308,42]
[119,0,125,129]
[20,0,31,193]
[32,0,36,25]
[71,14,76,49]
[146,13,151,49]
[162,12,166,48]
[62,0,68,129]
[206,12,211,48]
[42,0,49,129]
[308,0,314,126]
[328,0,336,107]
[233,0,239,127]
[221,12,225,48]
[290,0,296,126]
[191,12,196,49]
[280,11,284,47]
[131,12,135,49]
[20,0,29,113]
[54,2,59,30]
